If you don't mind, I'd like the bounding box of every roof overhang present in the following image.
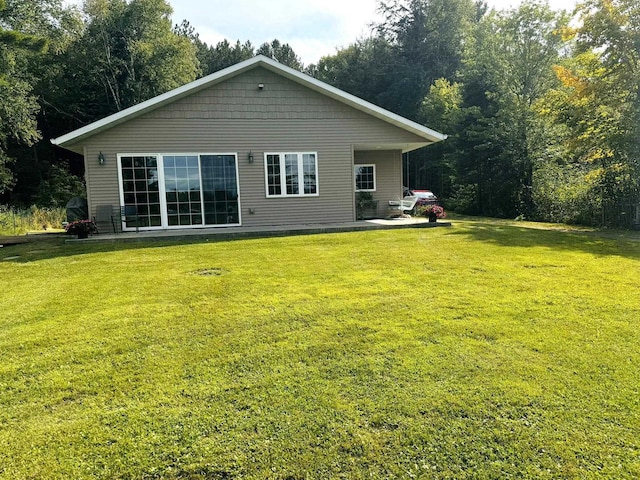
[353,142,433,153]
[52,55,447,153]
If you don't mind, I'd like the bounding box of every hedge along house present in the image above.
[52,55,446,232]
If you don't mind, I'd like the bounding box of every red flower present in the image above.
[64,220,98,236]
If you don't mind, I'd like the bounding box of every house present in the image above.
[51,55,446,232]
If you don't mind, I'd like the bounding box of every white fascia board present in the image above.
[51,55,447,147]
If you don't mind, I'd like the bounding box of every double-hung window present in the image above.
[265,152,318,197]
[354,164,376,192]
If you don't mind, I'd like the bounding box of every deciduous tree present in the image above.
[446,1,568,217]
[0,0,48,195]
[57,0,198,121]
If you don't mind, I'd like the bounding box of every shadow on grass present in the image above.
[0,235,232,264]
[2,219,639,264]
[446,219,640,260]
[0,228,354,263]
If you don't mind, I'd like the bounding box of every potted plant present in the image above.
[355,192,378,220]
[64,219,98,239]
[418,204,446,222]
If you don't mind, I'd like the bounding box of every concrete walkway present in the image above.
[68,217,451,244]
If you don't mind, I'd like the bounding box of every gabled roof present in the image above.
[51,55,447,149]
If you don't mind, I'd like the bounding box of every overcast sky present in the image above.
[169,0,578,65]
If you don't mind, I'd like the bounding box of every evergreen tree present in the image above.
[256,39,303,71]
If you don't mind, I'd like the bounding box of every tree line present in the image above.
[1,0,638,227]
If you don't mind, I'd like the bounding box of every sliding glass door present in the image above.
[200,155,239,225]
[163,155,203,227]
[120,155,162,228]
[119,153,240,230]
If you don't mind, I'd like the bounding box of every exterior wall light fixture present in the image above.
[248,151,254,163]
[98,151,106,165]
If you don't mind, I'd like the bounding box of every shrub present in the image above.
[34,163,85,207]
[446,184,478,214]
[355,192,378,220]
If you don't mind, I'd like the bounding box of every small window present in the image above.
[265,152,318,197]
[355,164,376,192]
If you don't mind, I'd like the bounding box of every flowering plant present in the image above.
[64,219,98,237]
[415,197,438,207]
[418,204,446,219]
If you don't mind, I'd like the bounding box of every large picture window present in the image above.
[354,164,376,192]
[118,153,240,230]
[265,152,318,197]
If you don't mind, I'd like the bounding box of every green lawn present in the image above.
[1,219,639,479]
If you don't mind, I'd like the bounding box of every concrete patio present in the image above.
[68,217,451,244]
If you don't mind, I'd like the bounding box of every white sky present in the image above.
[170,0,578,65]
[65,0,579,65]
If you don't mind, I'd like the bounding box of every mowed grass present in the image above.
[1,220,639,479]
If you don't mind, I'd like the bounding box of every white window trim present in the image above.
[264,151,319,198]
[162,153,242,230]
[117,153,164,232]
[354,164,376,192]
[117,152,242,231]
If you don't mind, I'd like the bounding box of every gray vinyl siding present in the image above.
[354,150,403,217]
[78,67,427,227]
[144,68,370,121]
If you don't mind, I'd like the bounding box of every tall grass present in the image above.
[0,205,66,235]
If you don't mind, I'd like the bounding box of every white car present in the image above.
[411,189,438,205]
